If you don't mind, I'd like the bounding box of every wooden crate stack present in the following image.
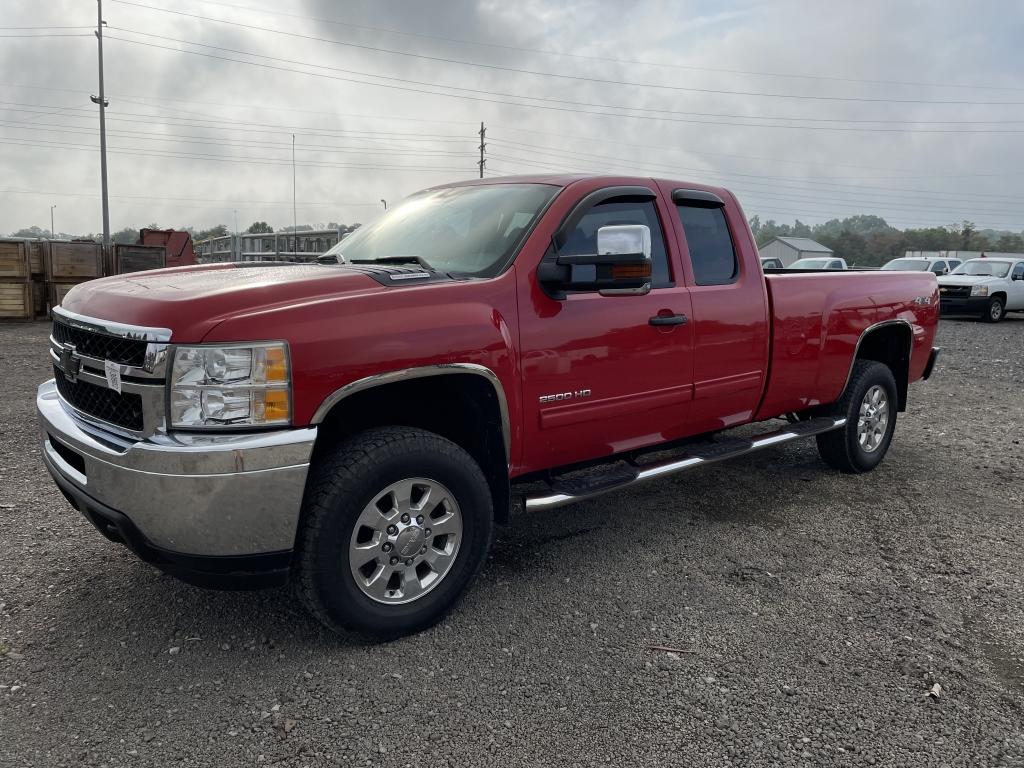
[45,240,105,311]
[0,239,34,320]
[112,243,167,274]
[27,240,46,317]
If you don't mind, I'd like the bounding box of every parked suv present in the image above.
[937,257,1024,322]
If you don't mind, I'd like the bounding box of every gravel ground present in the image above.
[1,316,1023,767]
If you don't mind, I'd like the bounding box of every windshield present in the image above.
[789,258,830,269]
[882,259,929,271]
[322,183,558,278]
[951,259,1012,278]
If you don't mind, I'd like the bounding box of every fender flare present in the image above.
[309,363,512,460]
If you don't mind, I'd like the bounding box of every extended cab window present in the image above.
[1014,262,1024,279]
[675,204,738,286]
[559,200,672,288]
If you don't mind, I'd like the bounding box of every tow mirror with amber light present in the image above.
[537,223,653,296]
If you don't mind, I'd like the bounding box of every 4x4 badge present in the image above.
[59,343,81,383]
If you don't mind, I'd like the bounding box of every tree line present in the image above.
[750,216,1024,267]
[5,221,362,244]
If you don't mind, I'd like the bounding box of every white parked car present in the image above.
[937,257,1024,322]
[881,256,962,275]
[788,257,848,270]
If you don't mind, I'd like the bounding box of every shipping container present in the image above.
[0,240,31,279]
[113,243,167,274]
[45,240,104,280]
[140,228,196,268]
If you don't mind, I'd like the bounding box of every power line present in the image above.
[0,117,477,156]
[106,23,1024,113]
[108,0,1024,102]
[101,32,1024,135]
[0,187,384,206]
[485,138,1024,204]
[0,135,478,173]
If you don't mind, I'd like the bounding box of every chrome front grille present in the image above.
[53,364,145,432]
[49,307,171,438]
[52,319,148,367]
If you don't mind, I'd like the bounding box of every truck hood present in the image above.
[936,274,1000,286]
[60,263,387,341]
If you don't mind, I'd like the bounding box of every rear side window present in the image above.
[676,204,738,286]
[560,200,672,288]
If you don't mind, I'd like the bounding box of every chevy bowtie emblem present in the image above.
[59,342,81,383]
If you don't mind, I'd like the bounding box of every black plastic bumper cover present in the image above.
[45,456,291,590]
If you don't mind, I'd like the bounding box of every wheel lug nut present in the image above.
[400,513,410,524]
[425,528,431,536]
[386,525,397,535]
[382,542,392,553]
[420,546,427,554]
[416,515,424,524]
[389,556,399,565]
[404,559,413,567]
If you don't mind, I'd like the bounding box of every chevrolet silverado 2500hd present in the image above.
[38,175,941,636]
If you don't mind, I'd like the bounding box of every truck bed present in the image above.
[756,270,939,420]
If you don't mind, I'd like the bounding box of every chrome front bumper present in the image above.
[38,379,316,558]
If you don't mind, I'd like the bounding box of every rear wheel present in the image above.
[816,360,898,474]
[982,296,1005,323]
[294,427,493,638]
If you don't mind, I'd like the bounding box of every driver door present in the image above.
[516,187,694,471]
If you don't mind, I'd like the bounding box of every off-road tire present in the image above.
[294,427,493,638]
[816,360,898,474]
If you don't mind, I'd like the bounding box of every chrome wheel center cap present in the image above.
[395,526,425,559]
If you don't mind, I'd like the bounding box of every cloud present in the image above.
[1,0,1022,237]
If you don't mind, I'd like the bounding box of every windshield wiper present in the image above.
[350,255,435,272]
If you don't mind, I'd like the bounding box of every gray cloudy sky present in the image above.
[2,0,1023,236]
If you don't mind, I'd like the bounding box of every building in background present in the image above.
[194,227,357,263]
[758,236,834,267]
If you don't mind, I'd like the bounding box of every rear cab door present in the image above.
[656,182,770,434]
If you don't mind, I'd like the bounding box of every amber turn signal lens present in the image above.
[261,389,290,422]
[264,346,289,382]
[612,263,652,280]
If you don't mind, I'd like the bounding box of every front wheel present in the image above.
[816,360,898,474]
[294,427,493,638]
[982,296,1005,323]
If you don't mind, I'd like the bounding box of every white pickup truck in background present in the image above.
[937,257,1024,322]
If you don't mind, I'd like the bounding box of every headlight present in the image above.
[970,285,989,296]
[169,343,290,428]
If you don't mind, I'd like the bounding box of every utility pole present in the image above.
[50,205,56,238]
[477,122,486,178]
[292,134,297,248]
[91,0,110,246]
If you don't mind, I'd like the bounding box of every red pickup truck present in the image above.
[38,175,940,636]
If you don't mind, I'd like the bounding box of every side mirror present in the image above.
[538,224,653,297]
[1013,272,1024,281]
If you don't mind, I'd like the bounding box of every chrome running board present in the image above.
[523,417,847,512]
